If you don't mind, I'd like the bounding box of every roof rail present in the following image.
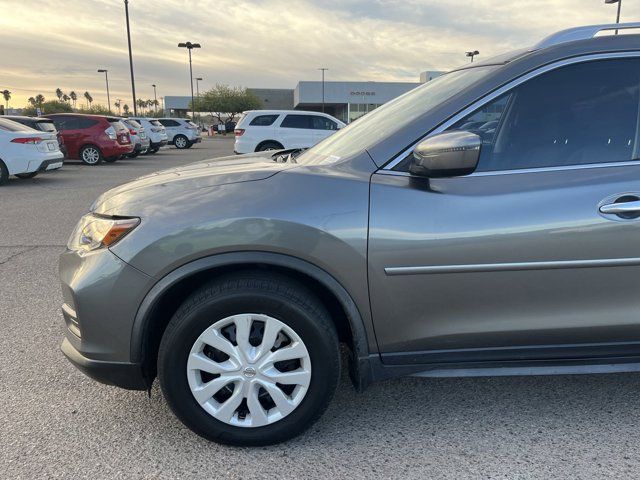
[535,22,640,50]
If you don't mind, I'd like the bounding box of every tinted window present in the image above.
[281,115,312,129]
[125,119,141,128]
[250,114,279,126]
[448,58,640,171]
[311,116,338,130]
[109,120,127,131]
[35,120,57,133]
[158,119,180,127]
[76,117,98,129]
[149,120,162,127]
[49,117,79,130]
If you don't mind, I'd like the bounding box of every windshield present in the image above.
[300,66,497,163]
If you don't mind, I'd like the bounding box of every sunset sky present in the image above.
[1,0,638,109]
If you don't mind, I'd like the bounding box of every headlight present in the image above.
[67,214,140,252]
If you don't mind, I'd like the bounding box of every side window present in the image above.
[249,114,279,126]
[76,118,98,129]
[159,119,179,127]
[280,115,311,129]
[447,58,640,172]
[52,117,80,130]
[311,116,338,130]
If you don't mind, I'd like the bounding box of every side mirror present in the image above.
[410,131,481,178]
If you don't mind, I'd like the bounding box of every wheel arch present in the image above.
[255,140,284,152]
[131,252,374,390]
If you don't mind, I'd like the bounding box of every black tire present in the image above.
[0,160,9,186]
[150,147,159,154]
[174,135,189,149]
[256,141,283,152]
[79,145,103,165]
[15,172,38,179]
[185,142,194,149]
[127,151,140,158]
[158,272,340,446]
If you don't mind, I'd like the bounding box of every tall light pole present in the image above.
[178,41,201,120]
[124,0,138,115]
[605,0,623,34]
[152,84,157,114]
[97,69,111,113]
[318,68,328,113]
[195,77,203,124]
[466,50,479,63]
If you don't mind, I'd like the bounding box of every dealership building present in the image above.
[164,71,443,123]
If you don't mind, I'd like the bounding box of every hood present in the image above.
[92,151,297,215]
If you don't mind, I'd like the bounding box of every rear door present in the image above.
[277,114,315,148]
[50,116,82,157]
[158,119,180,142]
[368,56,640,364]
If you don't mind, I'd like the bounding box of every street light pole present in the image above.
[195,77,203,123]
[124,0,138,115]
[466,50,479,63]
[318,68,328,113]
[152,84,157,114]
[97,69,111,113]
[178,42,201,120]
[605,0,623,34]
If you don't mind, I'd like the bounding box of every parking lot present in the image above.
[1,137,640,479]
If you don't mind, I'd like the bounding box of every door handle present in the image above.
[600,196,640,218]
[600,200,640,214]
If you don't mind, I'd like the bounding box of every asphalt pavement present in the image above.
[1,137,639,479]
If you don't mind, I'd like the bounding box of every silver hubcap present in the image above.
[82,148,99,164]
[176,137,187,148]
[187,313,312,428]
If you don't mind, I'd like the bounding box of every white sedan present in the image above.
[0,117,64,185]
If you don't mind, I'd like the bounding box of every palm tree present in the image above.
[35,94,45,106]
[28,97,36,107]
[55,88,63,101]
[62,94,70,103]
[2,89,11,109]
[123,104,130,115]
[69,91,77,107]
[136,98,145,114]
[114,100,121,115]
[84,91,93,108]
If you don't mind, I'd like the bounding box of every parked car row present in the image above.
[0,114,203,183]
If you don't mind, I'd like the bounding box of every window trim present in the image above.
[383,51,640,175]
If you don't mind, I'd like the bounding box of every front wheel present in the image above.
[15,172,38,179]
[174,135,189,149]
[0,161,9,185]
[79,145,103,165]
[158,273,340,446]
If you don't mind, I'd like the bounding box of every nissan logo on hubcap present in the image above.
[243,367,256,378]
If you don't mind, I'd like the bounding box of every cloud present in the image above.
[0,0,637,107]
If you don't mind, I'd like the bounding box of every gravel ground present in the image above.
[1,137,640,479]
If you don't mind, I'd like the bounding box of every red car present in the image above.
[45,114,133,165]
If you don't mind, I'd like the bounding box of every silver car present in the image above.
[60,23,640,446]
[121,118,151,158]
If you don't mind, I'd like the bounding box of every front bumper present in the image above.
[61,338,147,389]
[59,247,151,390]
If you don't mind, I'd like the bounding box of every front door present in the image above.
[368,56,640,364]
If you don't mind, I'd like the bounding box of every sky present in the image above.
[0,0,638,108]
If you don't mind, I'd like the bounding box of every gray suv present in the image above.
[60,23,640,445]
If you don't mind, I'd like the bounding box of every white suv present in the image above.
[234,110,345,154]
[157,118,202,149]
[129,118,169,154]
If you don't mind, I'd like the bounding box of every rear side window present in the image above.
[159,119,180,127]
[250,114,279,126]
[36,121,56,133]
[281,115,312,129]
[109,120,127,131]
[149,120,162,127]
[50,117,80,130]
[311,116,338,130]
[126,119,142,128]
[447,58,640,171]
